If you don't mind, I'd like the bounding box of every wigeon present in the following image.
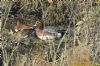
[10,23,35,38]
[33,21,65,41]
[15,24,33,32]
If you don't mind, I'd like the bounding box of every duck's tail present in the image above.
[57,30,66,38]
[57,29,74,38]
[57,30,72,38]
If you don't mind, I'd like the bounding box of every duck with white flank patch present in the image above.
[33,21,66,41]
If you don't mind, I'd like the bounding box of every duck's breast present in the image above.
[36,30,55,40]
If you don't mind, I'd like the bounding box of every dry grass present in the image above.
[0,0,100,66]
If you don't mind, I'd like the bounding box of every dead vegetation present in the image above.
[0,0,100,66]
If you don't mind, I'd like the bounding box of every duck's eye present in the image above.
[37,21,40,24]
[35,21,39,24]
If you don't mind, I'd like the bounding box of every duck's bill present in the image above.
[33,24,36,27]
[33,24,37,29]
[15,29,19,32]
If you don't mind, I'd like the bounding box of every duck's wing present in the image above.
[42,30,62,40]
[43,28,55,33]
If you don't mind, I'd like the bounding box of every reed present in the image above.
[0,0,100,66]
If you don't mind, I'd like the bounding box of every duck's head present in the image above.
[34,21,43,30]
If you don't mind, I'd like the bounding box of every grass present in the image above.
[0,0,100,66]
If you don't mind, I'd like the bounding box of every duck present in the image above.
[33,21,66,41]
[10,22,35,38]
[15,22,33,32]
